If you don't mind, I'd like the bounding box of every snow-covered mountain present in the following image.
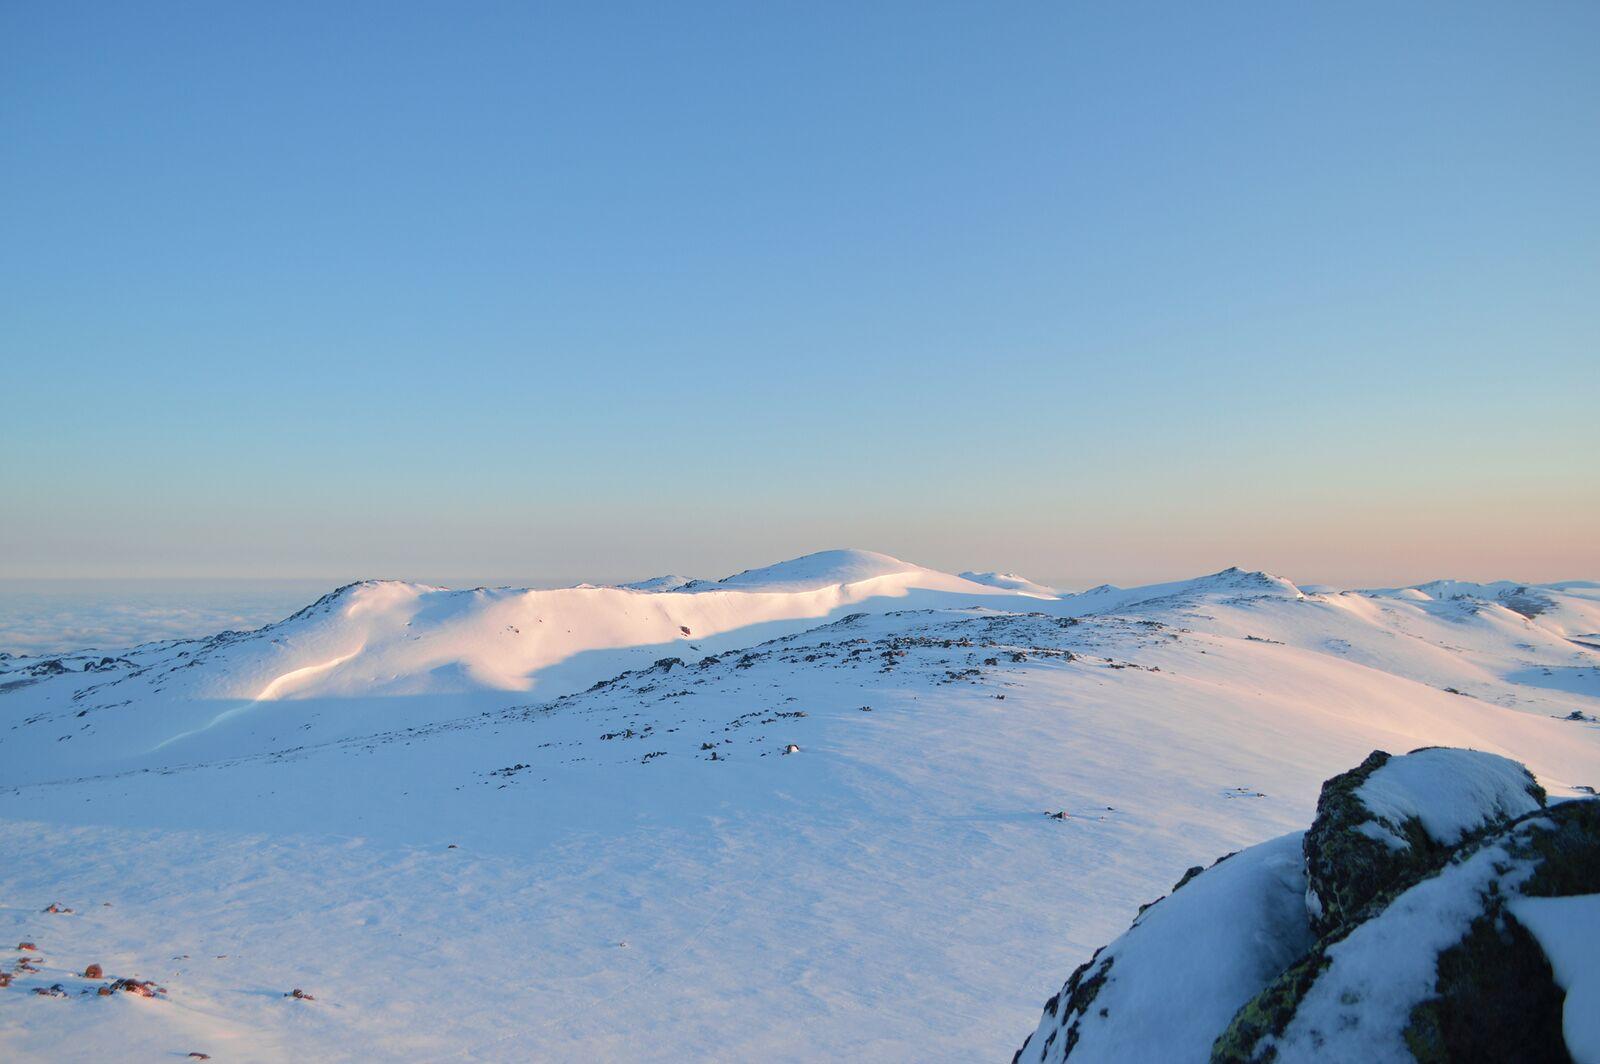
[1,550,1597,1060]
[959,571,1062,598]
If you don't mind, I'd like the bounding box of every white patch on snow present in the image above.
[254,645,369,702]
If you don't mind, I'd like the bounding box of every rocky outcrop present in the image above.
[1013,834,1312,1063]
[1215,798,1597,1062]
[1302,747,1545,935]
[1013,748,1595,1064]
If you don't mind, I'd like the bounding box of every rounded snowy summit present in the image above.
[713,549,924,592]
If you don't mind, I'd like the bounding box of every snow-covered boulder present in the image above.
[1012,834,1315,1064]
[1214,798,1599,1062]
[1013,749,1595,1064]
[1302,748,1546,935]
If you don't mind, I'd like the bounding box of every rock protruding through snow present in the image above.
[1302,747,1544,935]
[1013,748,1596,1064]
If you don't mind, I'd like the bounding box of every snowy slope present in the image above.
[615,575,697,592]
[1,551,1597,1061]
[711,548,924,590]
[1013,831,1316,1064]
[958,571,1061,598]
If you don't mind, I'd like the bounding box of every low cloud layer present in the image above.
[0,581,332,656]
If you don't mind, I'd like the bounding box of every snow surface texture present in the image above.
[2,550,1598,1061]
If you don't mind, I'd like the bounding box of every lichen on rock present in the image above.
[1013,834,1310,1063]
[1214,798,1597,1064]
[1014,747,1592,1064]
[1302,747,1545,936]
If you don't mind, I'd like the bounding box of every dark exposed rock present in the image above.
[1016,748,1591,1064]
[1400,909,1566,1064]
[1017,834,1309,1063]
[1214,799,1599,1063]
[107,978,166,998]
[1013,949,1113,1064]
[1302,748,1544,936]
[1302,750,1417,934]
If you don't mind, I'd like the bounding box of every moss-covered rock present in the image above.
[1014,834,1311,1063]
[1396,799,1600,1063]
[1401,909,1568,1064]
[1012,949,1113,1063]
[1519,798,1600,898]
[1209,948,1330,1063]
[1303,750,1412,935]
[1406,799,1598,1052]
[1213,798,1598,1063]
[1016,750,1585,1064]
[1302,748,1544,936]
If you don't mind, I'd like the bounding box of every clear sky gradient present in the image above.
[3,1,1596,588]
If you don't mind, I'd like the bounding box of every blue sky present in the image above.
[3,1,1596,586]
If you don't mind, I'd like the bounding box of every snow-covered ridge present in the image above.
[100,551,1057,704]
[2,551,1595,737]
[710,548,930,591]
[959,571,1061,597]
[2,551,1250,712]
[1,551,1597,1060]
[615,574,696,592]
[1046,567,1307,615]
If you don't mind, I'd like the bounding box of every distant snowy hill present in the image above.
[712,547,935,591]
[615,574,697,592]
[1,551,1596,1060]
[959,571,1061,597]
